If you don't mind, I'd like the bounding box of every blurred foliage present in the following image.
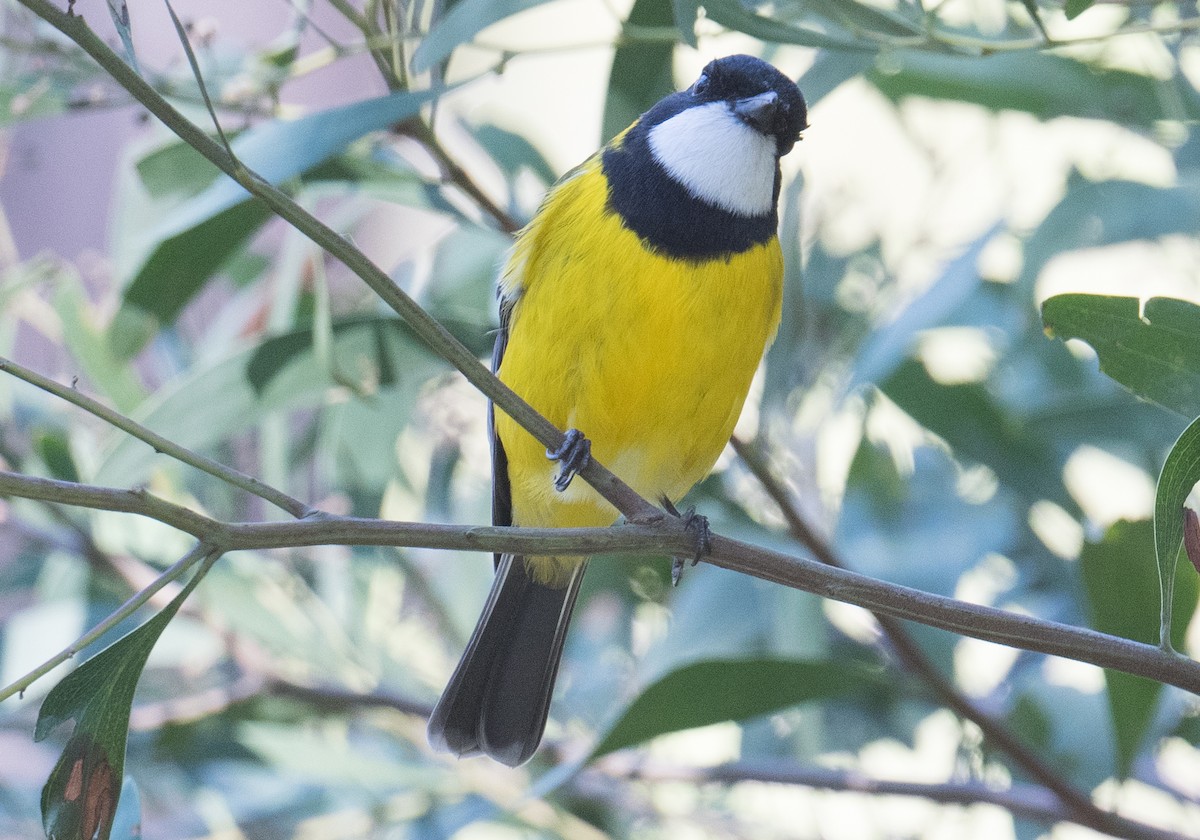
[2,0,1200,838]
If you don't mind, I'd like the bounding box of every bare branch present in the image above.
[593,758,1192,840]
[4,469,1199,700]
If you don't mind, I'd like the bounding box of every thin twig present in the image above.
[0,355,315,519]
[594,759,1191,840]
[0,543,219,702]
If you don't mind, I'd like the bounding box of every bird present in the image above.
[427,54,808,767]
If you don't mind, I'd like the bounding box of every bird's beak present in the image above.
[731,91,779,134]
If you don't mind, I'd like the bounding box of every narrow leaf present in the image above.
[118,87,443,353]
[107,0,140,74]
[37,551,216,840]
[412,0,550,72]
[604,0,677,142]
[869,53,1200,128]
[1154,415,1200,649]
[701,0,869,51]
[1080,520,1198,776]
[590,658,880,759]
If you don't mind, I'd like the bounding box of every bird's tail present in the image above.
[427,554,587,767]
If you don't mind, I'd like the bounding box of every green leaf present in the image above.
[53,282,147,414]
[412,0,551,72]
[590,658,880,758]
[1064,0,1095,19]
[1154,415,1200,650]
[116,87,442,355]
[107,0,140,74]
[672,0,700,45]
[604,0,678,142]
[36,552,214,840]
[1080,520,1197,775]
[33,428,79,483]
[96,317,447,488]
[470,124,557,187]
[868,53,1200,128]
[134,139,228,200]
[701,0,870,51]
[1042,294,1200,418]
[792,0,923,38]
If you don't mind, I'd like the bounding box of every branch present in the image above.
[0,355,314,519]
[593,758,1191,840]
[704,534,1200,694]
[5,469,1200,700]
[0,543,219,702]
[0,471,693,557]
[730,437,1149,837]
[12,0,660,529]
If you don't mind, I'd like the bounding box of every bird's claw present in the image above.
[664,498,711,586]
[547,428,592,492]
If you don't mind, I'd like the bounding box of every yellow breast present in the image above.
[494,158,782,578]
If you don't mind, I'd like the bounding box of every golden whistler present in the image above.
[428,55,808,767]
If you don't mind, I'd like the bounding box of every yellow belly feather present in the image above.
[494,158,783,584]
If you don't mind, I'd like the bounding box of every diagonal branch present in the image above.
[12,0,660,528]
[730,436,1127,836]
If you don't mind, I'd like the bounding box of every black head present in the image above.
[679,54,808,156]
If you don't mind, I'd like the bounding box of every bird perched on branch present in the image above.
[428,54,808,767]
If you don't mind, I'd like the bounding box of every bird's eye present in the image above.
[692,73,710,96]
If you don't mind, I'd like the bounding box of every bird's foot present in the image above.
[663,497,711,586]
[546,428,592,492]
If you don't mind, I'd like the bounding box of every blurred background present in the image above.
[2,0,1200,837]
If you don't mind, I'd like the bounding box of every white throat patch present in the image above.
[647,101,777,217]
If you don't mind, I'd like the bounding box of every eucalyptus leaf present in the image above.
[1042,294,1200,418]
[107,0,139,74]
[36,551,214,840]
[702,0,870,51]
[117,87,443,355]
[96,318,444,487]
[869,53,1200,128]
[1154,415,1200,650]
[590,658,881,758]
[1080,520,1197,776]
[604,0,678,142]
[412,0,551,72]
[1020,176,1200,296]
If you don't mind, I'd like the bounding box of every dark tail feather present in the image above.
[427,555,587,767]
